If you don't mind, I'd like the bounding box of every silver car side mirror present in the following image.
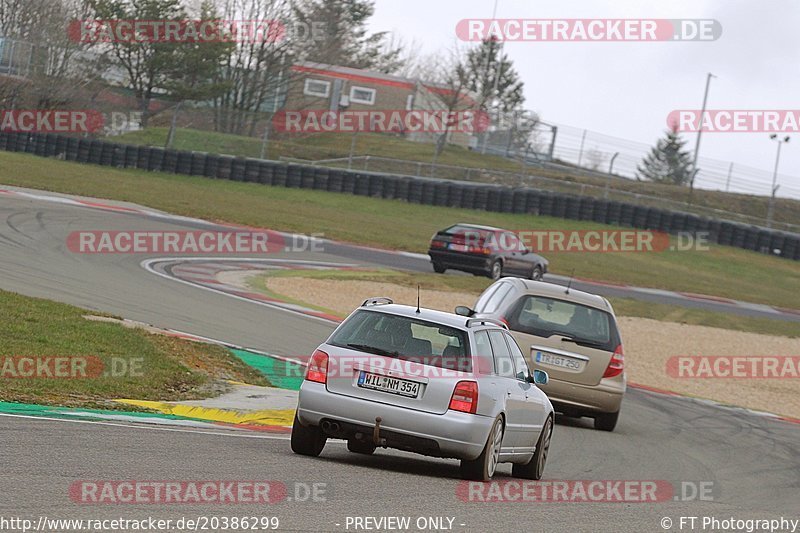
[533,369,549,385]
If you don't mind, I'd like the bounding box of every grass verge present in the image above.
[117,127,800,227]
[0,288,267,408]
[1,150,798,309]
[250,269,800,338]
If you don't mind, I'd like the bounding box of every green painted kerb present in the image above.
[229,349,303,391]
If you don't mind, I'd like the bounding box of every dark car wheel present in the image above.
[291,415,327,456]
[490,260,503,280]
[432,262,446,274]
[531,265,543,281]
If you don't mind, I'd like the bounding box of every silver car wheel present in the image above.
[537,418,552,474]
[487,419,503,477]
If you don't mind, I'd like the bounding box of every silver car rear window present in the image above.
[329,310,472,372]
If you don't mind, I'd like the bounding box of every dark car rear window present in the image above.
[506,295,621,352]
[329,310,472,372]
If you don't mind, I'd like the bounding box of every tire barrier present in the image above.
[1,131,796,260]
[300,165,316,189]
[111,143,126,167]
[217,155,234,180]
[381,174,398,200]
[203,153,219,178]
[565,195,581,220]
[632,206,649,228]
[162,149,178,174]
[146,147,163,171]
[395,176,411,203]
[286,164,302,188]
[731,223,748,248]
[340,170,356,194]
[371,174,387,199]
[354,172,370,197]
[230,157,246,182]
[176,151,193,175]
[526,189,542,215]
[244,158,261,183]
[99,141,114,166]
[190,152,207,176]
[55,134,69,159]
[257,160,275,185]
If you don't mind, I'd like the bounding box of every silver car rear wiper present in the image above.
[345,343,400,358]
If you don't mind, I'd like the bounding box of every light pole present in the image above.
[689,72,716,204]
[605,152,620,199]
[766,134,790,228]
[479,0,501,154]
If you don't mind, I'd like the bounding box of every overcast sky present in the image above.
[368,0,800,199]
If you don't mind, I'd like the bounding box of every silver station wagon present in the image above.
[292,298,555,481]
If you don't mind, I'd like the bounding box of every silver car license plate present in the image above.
[536,351,585,372]
[358,371,420,398]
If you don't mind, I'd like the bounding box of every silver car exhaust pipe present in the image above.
[321,420,340,434]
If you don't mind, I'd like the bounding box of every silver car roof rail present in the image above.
[361,297,394,307]
[466,318,508,330]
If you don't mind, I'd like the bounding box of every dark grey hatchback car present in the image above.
[428,223,549,281]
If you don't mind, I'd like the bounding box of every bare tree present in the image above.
[585,148,607,171]
[210,0,294,136]
[0,0,106,110]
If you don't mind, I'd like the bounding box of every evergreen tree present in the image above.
[291,0,403,73]
[463,38,525,113]
[637,128,694,185]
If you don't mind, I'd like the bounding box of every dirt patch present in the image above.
[264,276,800,420]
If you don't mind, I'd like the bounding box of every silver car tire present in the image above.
[291,415,327,456]
[512,415,553,480]
[460,416,504,481]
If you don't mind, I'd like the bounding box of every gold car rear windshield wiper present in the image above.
[558,336,605,349]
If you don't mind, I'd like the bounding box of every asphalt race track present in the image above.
[1,188,799,532]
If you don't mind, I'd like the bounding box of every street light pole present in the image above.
[479,0,501,155]
[767,134,790,228]
[689,72,715,204]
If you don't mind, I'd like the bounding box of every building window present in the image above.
[304,79,330,98]
[350,86,376,105]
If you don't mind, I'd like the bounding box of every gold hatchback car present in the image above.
[460,278,625,431]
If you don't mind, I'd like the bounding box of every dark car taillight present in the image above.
[603,344,624,378]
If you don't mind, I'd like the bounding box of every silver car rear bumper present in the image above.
[296,381,494,460]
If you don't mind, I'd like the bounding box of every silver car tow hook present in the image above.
[373,417,386,447]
